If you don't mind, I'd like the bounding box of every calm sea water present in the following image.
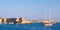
[0,23,60,30]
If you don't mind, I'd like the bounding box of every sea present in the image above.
[0,23,60,30]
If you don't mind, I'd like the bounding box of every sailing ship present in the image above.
[42,10,53,26]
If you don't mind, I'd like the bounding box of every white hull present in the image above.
[45,23,53,26]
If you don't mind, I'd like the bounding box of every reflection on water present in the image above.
[0,23,60,30]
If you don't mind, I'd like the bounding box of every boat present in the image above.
[44,23,53,26]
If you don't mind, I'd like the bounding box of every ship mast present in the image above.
[49,10,51,21]
[44,11,47,21]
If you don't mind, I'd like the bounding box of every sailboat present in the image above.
[43,10,53,26]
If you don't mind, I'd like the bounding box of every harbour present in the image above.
[0,0,60,30]
[0,22,60,30]
[0,17,59,27]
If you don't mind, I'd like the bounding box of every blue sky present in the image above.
[0,0,60,20]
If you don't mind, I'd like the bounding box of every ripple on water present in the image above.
[0,23,60,30]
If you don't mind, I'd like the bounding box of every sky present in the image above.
[0,0,60,20]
